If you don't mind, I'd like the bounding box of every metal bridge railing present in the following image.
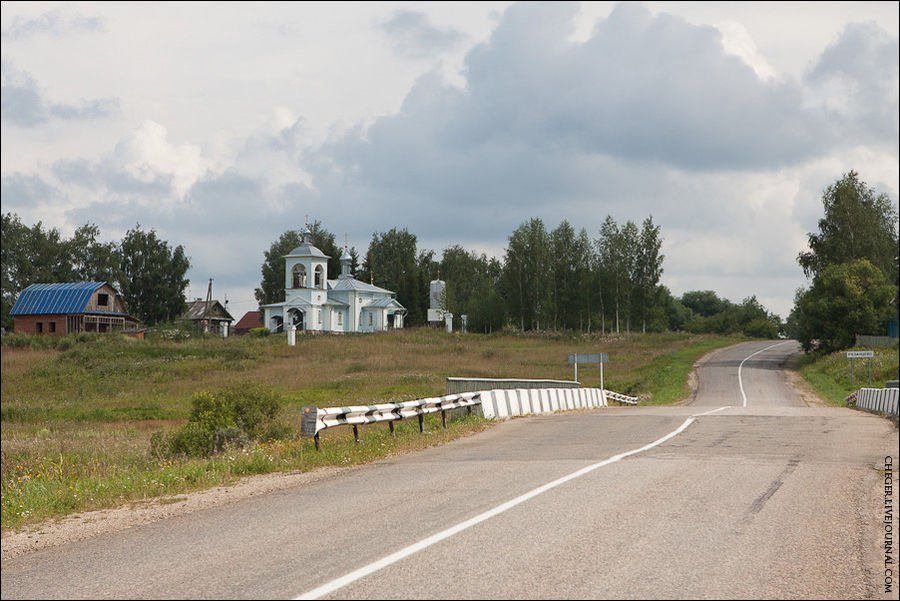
[446,377,580,395]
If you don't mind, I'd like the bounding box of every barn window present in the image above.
[97,293,109,306]
[49,322,56,333]
[36,322,43,333]
[292,264,307,288]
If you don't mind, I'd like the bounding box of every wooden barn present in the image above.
[10,282,136,335]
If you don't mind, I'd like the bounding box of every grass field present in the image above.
[795,344,899,406]
[1,328,742,531]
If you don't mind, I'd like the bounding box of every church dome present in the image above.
[284,223,330,259]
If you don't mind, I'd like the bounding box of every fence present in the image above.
[446,377,580,395]
[847,387,899,417]
[854,334,898,348]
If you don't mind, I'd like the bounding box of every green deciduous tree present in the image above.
[798,171,899,285]
[360,228,425,324]
[633,216,664,333]
[255,230,302,307]
[792,259,895,353]
[438,245,505,332]
[503,218,551,331]
[119,225,190,325]
[68,223,122,285]
[680,290,728,317]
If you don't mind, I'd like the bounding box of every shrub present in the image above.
[249,327,271,337]
[152,382,293,458]
[743,318,779,339]
[166,421,216,457]
[221,381,281,440]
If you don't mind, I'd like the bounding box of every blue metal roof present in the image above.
[10,282,107,316]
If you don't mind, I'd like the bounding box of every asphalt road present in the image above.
[2,340,897,599]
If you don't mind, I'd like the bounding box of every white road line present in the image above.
[295,406,729,600]
[738,341,792,407]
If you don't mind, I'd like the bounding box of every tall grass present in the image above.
[796,345,900,406]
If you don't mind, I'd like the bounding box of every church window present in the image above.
[292,264,307,288]
[368,312,373,326]
[337,312,343,326]
[314,265,324,288]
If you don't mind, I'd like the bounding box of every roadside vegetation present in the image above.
[1,328,742,531]
[796,343,899,406]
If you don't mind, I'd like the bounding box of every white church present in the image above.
[260,225,407,334]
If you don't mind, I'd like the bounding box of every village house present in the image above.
[232,310,264,334]
[9,282,136,335]
[260,224,407,333]
[179,299,234,336]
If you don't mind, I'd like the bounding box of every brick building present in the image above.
[10,282,136,335]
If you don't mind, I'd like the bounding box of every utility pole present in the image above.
[203,278,213,333]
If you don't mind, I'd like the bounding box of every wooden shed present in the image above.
[10,282,136,335]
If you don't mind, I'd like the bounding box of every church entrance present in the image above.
[289,309,305,331]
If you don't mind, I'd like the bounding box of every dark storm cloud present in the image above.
[1,62,119,127]
[377,9,466,59]
[300,1,859,248]
[319,1,836,209]
[806,21,899,141]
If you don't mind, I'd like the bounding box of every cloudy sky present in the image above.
[2,1,898,320]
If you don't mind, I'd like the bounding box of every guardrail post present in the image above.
[353,424,360,443]
[441,409,447,430]
[389,421,395,437]
[314,432,320,452]
[418,413,424,433]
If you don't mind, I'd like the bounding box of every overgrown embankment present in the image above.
[795,344,899,406]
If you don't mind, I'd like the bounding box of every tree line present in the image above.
[4,208,802,338]
[788,171,899,353]
[256,215,782,337]
[1,214,189,328]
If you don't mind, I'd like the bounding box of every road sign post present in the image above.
[846,350,874,387]
[568,353,609,389]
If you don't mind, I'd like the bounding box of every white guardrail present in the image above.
[301,387,640,449]
[301,392,483,450]
[848,387,899,417]
[605,390,639,405]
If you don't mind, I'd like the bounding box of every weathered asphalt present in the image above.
[2,340,897,599]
